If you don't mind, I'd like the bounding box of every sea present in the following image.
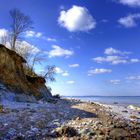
[65,96,140,107]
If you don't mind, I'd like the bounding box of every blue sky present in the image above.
[0,0,140,96]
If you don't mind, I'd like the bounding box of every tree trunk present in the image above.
[12,36,16,51]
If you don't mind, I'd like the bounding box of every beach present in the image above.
[66,96,140,107]
[0,98,140,140]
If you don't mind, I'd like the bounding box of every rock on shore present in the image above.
[0,99,140,140]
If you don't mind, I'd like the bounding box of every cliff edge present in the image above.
[0,44,53,102]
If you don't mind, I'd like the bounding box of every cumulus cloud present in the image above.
[0,28,9,45]
[46,37,57,42]
[88,68,112,76]
[0,28,8,38]
[16,41,40,55]
[93,55,128,64]
[55,67,69,77]
[93,47,139,65]
[0,29,49,67]
[69,64,80,68]
[55,67,64,74]
[48,45,74,58]
[118,14,140,28]
[58,5,96,32]
[105,47,120,55]
[67,81,75,84]
[118,0,140,7]
[0,29,41,55]
[93,56,140,64]
[104,47,131,55]
[110,80,121,85]
[130,58,140,63]
[62,72,69,76]
[25,31,57,42]
[25,31,42,38]
[126,75,140,80]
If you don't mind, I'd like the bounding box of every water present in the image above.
[65,96,140,107]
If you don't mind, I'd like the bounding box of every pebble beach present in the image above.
[0,98,140,140]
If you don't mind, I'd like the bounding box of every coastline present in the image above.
[0,98,140,139]
[65,96,140,107]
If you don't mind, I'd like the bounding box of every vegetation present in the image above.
[9,8,33,51]
[53,94,61,99]
[43,65,56,82]
[0,8,56,85]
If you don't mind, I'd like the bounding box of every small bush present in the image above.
[53,94,61,99]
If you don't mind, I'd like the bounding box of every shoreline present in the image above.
[66,98,140,121]
[65,96,140,107]
[0,98,140,139]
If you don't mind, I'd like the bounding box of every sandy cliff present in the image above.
[0,44,52,102]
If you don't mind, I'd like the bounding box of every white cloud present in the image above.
[55,67,63,74]
[69,64,80,68]
[0,29,40,55]
[25,31,43,38]
[36,33,42,38]
[62,72,69,76]
[105,48,120,55]
[93,47,139,65]
[67,81,75,84]
[25,31,57,43]
[126,75,140,80]
[118,0,140,7]
[104,47,131,55]
[110,80,121,85]
[88,68,112,76]
[15,41,41,58]
[58,5,96,32]
[0,28,8,38]
[0,28,9,45]
[93,56,128,64]
[118,13,140,28]
[93,56,139,64]
[46,37,57,42]
[48,45,74,58]
[55,67,69,77]
[25,31,34,37]
[130,58,140,63]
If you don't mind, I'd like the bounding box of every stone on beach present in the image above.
[0,99,140,139]
[128,105,140,111]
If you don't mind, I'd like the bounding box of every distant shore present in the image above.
[65,96,140,107]
[0,98,140,139]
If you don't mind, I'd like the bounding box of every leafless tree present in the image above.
[43,65,56,82]
[10,8,33,51]
[15,41,33,61]
[22,53,46,77]
[9,9,56,82]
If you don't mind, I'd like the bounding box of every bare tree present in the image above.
[10,8,33,51]
[8,9,56,82]
[43,65,56,82]
[15,41,32,60]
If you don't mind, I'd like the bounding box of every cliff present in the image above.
[0,44,52,102]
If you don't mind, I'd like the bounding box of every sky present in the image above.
[0,0,140,96]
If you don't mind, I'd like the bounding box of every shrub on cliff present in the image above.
[53,94,61,99]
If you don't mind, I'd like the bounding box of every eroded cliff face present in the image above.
[26,75,52,101]
[0,83,37,102]
[0,44,52,102]
[0,44,31,93]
